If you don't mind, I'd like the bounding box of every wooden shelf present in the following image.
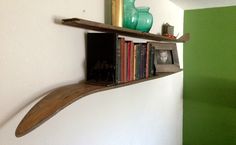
[15,71,182,137]
[16,17,189,137]
[62,18,189,43]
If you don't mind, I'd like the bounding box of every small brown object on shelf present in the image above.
[162,23,174,35]
[162,23,177,39]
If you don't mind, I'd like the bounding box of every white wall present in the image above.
[0,0,183,145]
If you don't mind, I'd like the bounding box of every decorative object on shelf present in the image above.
[161,23,176,38]
[135,7,153,32]
[123,0,138,29]
[149,42,180,72]
[112,0,123,27]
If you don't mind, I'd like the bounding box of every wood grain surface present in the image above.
[62,18,189,43]
[15,83,105,137]
[15,71,181,137]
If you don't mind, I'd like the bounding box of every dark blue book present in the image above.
[116,38,122,83]
[135,43,141,80]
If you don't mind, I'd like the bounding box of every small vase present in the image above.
[123,0,138,29]
[135,7,153,32]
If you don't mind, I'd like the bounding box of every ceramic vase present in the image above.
[135,7,153,32]
[123,0,138,29]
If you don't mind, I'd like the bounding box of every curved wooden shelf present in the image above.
[15,71,181,137]
[16,17,188,137]
[62,18,190,43]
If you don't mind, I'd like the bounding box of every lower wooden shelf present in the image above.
[15,70,182,137]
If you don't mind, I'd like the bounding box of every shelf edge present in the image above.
[62,18,189,43]
[15,70,182,137]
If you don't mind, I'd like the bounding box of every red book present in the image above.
[133,45,137,80]
[120,38,125,83]
[127,41,131,81]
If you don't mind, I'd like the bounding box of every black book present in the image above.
[86,33,117,85]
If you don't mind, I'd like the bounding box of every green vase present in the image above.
[123,0,138,29]
[135,7,153,32]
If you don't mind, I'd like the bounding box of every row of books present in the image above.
[116,38,156,84]
[86,33,156,85]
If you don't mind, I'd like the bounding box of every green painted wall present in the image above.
[184,6,236,145]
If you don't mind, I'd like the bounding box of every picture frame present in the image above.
[149,42,180,73]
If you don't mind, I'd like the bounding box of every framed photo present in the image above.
[149,42,180,72]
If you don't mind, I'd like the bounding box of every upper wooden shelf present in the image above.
[62,18,189,43]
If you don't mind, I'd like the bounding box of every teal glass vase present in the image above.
[135,7,153,32]
[123,0,138,29]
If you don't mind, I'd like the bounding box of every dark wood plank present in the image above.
[15,83,105,137]
[15,71,182,137]
[62,18,189,43]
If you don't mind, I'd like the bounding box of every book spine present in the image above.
[130,42,134,81]
[116,38,121,84]
[143,43,147,79]
[124,41,128,82]
[120,38,125,83]
[136,44,141,80]
[127,41,131,81]
[140,44,145,79]
[146,43,149,79]
[133,45,137,80]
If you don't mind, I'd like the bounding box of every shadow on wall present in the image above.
[0,81,86,128]
[104,0,112,25]
[0,16,88,128]
[183,75,236,145]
